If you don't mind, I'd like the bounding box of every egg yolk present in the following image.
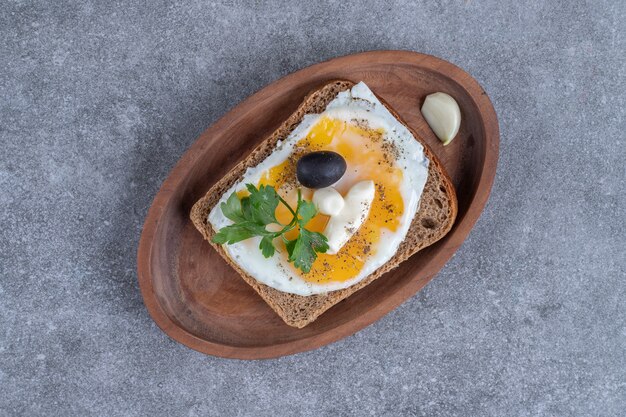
[256,116,405,284]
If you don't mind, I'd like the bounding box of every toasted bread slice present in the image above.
[190,80,458,328]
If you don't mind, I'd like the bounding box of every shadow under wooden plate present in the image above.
[137,50,499,359]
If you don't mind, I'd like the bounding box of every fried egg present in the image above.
[209,82,429,296]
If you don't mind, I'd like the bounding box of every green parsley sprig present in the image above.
[212,184,329,273]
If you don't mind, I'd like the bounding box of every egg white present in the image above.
[208,82,429,296]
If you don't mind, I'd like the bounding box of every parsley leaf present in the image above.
[220,192,244,222]
[296,192,318,225]
[259,236,276,258]
[287,228,329,273]
[284,238,297,259]
[212,222,257,244]
[246,184,279,225]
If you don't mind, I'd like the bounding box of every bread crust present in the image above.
[190,80,458,328]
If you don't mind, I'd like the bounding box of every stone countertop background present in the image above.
[1,1,624,416]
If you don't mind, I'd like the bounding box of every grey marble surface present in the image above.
[1,1,625,416]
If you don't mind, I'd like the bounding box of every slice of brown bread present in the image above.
[190,80,458,328]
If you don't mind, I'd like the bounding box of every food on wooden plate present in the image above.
[191,80,457,328]
[421,92,461,146]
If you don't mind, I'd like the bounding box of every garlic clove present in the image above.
[312,186,344,216]
[323,180,375,255]
[421,92,461,146]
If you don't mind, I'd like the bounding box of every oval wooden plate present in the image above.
[137,50,499,359]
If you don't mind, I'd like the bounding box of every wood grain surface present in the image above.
[137,50,499,359]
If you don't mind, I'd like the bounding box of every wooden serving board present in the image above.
[137,50,499,359]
